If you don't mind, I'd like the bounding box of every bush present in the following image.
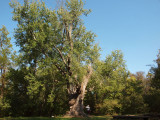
[120,93,148,114]
[144,89,160,113]
[95,99,121,115]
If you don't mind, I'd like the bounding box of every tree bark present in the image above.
[67,66,92,117]
[0,69,5,99]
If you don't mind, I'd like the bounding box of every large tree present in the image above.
[10,0,99,116]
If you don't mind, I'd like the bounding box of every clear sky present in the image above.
[1,0,160,74]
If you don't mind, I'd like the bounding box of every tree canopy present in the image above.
[0,0,159,117]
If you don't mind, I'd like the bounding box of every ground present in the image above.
[0,116,112,120]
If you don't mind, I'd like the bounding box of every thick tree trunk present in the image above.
[68,92,85,116]
[67,66,92,117]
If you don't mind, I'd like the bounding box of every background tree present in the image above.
[6,68,30,117]
[150,50,160,89]
[120,73,148,114]
[0,25,13,117]
[145,50,160,113]
[85,50,128,115]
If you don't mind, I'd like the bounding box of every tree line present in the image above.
[0,0,160,117]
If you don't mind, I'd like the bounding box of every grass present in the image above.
[0,116,112,120]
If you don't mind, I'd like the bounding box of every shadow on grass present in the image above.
[0,116,112,120]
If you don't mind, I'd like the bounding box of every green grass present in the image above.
[0,116,112,120]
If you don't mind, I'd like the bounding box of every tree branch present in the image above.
[55,63,67,75]
[53,44,67,67]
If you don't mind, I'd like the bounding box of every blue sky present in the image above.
[1,0,160,74]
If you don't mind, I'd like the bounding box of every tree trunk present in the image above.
[67,66,92,117]
[0,69,5,99]
[68,92,85,116]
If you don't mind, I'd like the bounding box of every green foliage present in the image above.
[120,74,148,114]
[101,50,128,99]
[150,51,160,89]
[1,0,158,117]
[6,68,30,116]
[144,51,160,113]
[145,89,160,113]
[0,97,10,117]
[9,0,100,116]
[6,66,69,116]
[95,99,121,115]
[10,0,53,67]
[0,25,12,66]
[0,26,13,117]
[85,50,128,115]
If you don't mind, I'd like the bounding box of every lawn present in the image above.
[0,116,112,120]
